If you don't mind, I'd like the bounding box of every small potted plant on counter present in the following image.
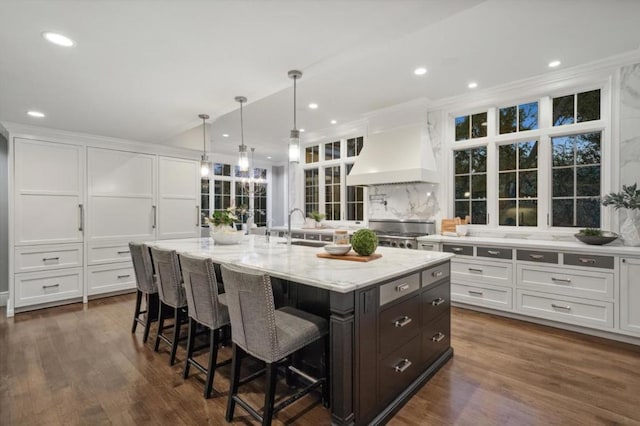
[602,183,640,246]
[310,211,326,228]
[574,228,619,246]
[207,208,243,244]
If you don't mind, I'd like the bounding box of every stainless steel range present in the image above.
[368,219,435,250]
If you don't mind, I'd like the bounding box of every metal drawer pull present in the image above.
[551,303,572,311]
[432,332,446,342]
[432,270,444,278]
[468,290,483,296]
[432,297,445,306]
[152,205,157,229]
[196,205,200,226]
[551,277,572,284]
[578,258,596,264]
[78,204,84,232]
[117,274,131,279]
[529,254,544,259]
[42,283,60,289]
[487,250,501,255]
[117,250,130,255]
[451,248,463,252]
[468,268,483,273]
[393,358,412,373]
[42,257,60,262]
[394,316,412,328]
[396,283,410,292]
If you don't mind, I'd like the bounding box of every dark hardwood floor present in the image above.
[1,294,639,425]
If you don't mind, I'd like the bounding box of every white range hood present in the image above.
[346,123,439,186]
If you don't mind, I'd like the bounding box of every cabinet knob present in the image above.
[622,259,626,263]
[393,358,412,373]
[431,297,445,306]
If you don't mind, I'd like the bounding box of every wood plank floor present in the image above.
[1,295,639,425]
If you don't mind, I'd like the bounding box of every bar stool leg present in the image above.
[226,344,242,422]
[154,300,165,352]
[183,318,196,379]
[262,362,278,426]
[204,328,220,398]
[131,289,142,333]
[142,299,153,344]
[169,307,182,365]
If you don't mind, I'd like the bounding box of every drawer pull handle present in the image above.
[432,332,446,343]
[468,268,483,273]
[42,257,60,262]
[394,316,412,328]
[451,248,463,253]
[551,277,572,284]
[117,251,130,255]
[117,274,131,279]
[432,297,445,306]
[551,303,572,311]
[432,270,444,278]
[42,283,60,289]
[578,258,596,264]
[468,290,483,296]
[487,250,501,255]
[393,358,412,373]
[396,283,410,292]
[529,254,544,259]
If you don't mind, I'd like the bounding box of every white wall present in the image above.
[0,132,8,294]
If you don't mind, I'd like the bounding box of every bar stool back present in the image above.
[129,242,158,343]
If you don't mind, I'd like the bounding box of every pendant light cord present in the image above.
[293,76,297,130]
[202,117,206,155]
[240,101,245,148]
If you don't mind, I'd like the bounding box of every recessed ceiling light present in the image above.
[222,134,229,137]
[414,67,427,76]
[467,82,478,89]
[308,103,318,109]
[27,110,45,118]
[300,128,305,132]
[42,32,75,47]
[330,120,337,124]
[548,60,561,68]
[267,156,272,159]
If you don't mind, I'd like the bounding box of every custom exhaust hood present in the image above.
[346,123,439,186]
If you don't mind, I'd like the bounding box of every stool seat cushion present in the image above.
[273,306,328,362]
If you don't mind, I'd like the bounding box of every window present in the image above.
[325,141,340,161]
[454,147,487,224]
[553,89,601,126]
[498,141,538,226]
[325,165,341,220]
[499,102,538,134]
[455,112,487,141]
[213,162,231,176]
[551,132,601,227]
[201,178,210,224]
[304,168,319,215]
[213,180,231,215]
[235,182,250,214]
[347,137,363,157]
[346,163,364,221]
[305,145,319,163]
[253,182,268,227]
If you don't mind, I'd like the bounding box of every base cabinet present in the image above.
[87,264,136,296]
[621,257,640,336]
[14,268,83,308]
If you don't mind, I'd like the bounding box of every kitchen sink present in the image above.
[279,240,327,248]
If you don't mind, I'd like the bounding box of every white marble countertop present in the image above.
[269,226,359,235]
[417,234,640,256]
[147,236,453,293]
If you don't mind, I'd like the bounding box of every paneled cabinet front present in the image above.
[87,148,156,242]
[157,156,200,239]
[620,257,640,336]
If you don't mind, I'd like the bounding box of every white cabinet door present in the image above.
[157,156,200,239]
[621,257,640,336]
[87,148,156,242]
[14,138,84,245]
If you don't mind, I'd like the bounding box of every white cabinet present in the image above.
[87,264,136,296]
[157,156,200,239]
[14,139,84,245]
[87,148,156,242]
[14,268,83,308]
[620,257,640,336]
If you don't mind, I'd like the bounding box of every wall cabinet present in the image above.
[157,156,200,239]
[621,257,640,336]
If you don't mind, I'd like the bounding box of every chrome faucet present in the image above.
[287,208,306,245]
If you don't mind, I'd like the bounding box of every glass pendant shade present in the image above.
[289,129,300,163]
[238,144,249,172]
[200,155,211,177]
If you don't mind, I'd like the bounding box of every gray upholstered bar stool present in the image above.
[129,242,158,343]
[150,246,187,366]
[179,253,232,398]
[220,264,329,426]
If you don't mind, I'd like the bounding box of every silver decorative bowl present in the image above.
[574,232,619,245]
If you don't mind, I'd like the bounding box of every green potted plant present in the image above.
[310,211,326,228]
[207,207,243,245]
[602,183,640,246]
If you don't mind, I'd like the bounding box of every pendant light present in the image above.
[198,113,211,177]
[235,96,249,172]
[288,70,302,163]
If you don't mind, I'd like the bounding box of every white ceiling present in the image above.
[2,0,640,162]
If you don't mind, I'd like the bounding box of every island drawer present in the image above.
[563,253,614,270]
[477,246,512,260]
[517,249,558,264]
[422,312,450,366]
[451,282,513,311]
[88,243,133,265]
[379,273,420,306]
[451,258,513,287]
[378,335,421,407]
[15,244,83,273]
[516,289,613,329]
[15,268,82,308]
[516,264,613,301]
[443,244,473,256]
[422,263,450,288]
[379,294,421,357]
[422,281,450,325]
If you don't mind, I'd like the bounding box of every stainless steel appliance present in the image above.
[368,219,435,250]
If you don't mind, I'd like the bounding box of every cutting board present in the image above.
[441,217,469,234]
[316,251,382,262]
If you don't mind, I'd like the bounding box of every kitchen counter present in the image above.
[269,225,360,235]
[417,234,640,256]
[149,236,453,293]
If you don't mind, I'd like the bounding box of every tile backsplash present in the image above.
[368,182,441,220]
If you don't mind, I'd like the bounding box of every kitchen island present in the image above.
[149,236,454,425]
